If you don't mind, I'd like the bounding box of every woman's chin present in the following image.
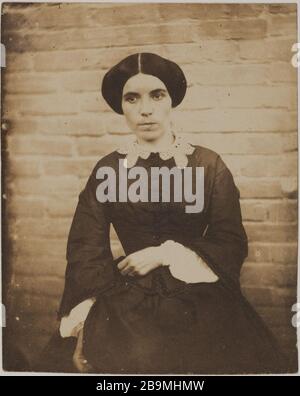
[136,130,163,142]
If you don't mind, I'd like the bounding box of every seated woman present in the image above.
[38,52,288,374]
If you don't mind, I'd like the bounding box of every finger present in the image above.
[135,262,157,276]
[121,259,147,276]
[123,263,148,277]
[120,264,136,276]
[127,268,140,277]
[117,256,130,270]
[73,356,91,373]
[73,353,85,372]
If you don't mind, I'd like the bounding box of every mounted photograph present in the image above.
[1,2,298,374]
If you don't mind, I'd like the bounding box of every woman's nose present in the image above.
[139,98,153,116]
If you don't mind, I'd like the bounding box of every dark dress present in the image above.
[38,144,289,374]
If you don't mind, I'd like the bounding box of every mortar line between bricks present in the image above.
[4,85,298,94]
[4,36,298,55]
[1,16,277,34]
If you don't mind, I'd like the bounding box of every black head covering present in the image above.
[101,52,187,114]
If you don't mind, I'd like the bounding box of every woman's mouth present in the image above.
[138,122,158,131]
[138,122,156,126]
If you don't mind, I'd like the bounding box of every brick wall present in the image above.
[1,3,298,369]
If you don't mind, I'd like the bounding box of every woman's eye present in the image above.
[152,92,164,101]
[126,96,137,103]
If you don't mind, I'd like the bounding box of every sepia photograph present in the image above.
[1,1,298,375]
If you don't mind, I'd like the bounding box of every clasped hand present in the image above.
[117,246,163,277]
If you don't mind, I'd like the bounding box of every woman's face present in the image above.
[121,73,172,142]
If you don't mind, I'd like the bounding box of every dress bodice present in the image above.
[108,151,209,256]
[58,141,248,318]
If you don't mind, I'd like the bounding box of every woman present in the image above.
[38,53,287,374]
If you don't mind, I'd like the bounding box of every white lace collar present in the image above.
[117,132,195,169]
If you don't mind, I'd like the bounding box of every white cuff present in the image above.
[158,240,219,284]
[59,297,96,338]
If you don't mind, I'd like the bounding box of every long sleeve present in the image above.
[182,155,248,291]
[57,162,115,320]
[60,298,96,338]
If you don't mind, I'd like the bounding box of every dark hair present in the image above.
[101,52,187,114]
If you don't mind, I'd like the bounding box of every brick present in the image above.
[268,15,297,38]
[241,285,297,307]
[5,43,237,74]
[165,41,239,64]
[89,4,162,27]
[29,48,144,72]
[241,200,297,222]
[267,4,297,14]
[8,159,41,177]
[103,113,132,135]
[184,132,297,155]
[158,3,264,21]
[75,134,133,156]
[3,18,268,54]
[5,52,35,72]
[256,306,295,327]
[244,223,297,243]
[2,24,200,53]
[182,86,297,110]
[2,4,266,33]
[4,93,83,116]
[7,197,45,218]
[2,3,161,31]
[173,109,297,133]
[280,177,298,198]
[13,255,66,278]
[11,238,66,259]
[241,201,269,222]
[79,92,110,113]
[14,312,58,341]
[1,9,29,31]
[7,115,106,137]
[46,196,78,218]
[59,70,105,92]
[12,289,59,316]
[183,64,269,86]
[239,38,298,63]
[236,177,282,198]
[268,62,297,83]
[42,158,95,178]
[13,274,64,297]
[12,176,81,196]
[239,40,267,61]
[7,136,73,156]
[247,243,297,264]
[240,262,297,287]
[3,72,59,94]
[197,19,267,40]
[237,177,298,199]
[11,218,71,240]
[267,38,297,62]
[223,153,297,177]
[266,201,297,222]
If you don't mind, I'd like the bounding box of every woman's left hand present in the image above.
[117,246,163,277]
[73,328,94,373]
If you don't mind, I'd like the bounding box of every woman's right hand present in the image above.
[117,246,164,277]
[73,328,93,373]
